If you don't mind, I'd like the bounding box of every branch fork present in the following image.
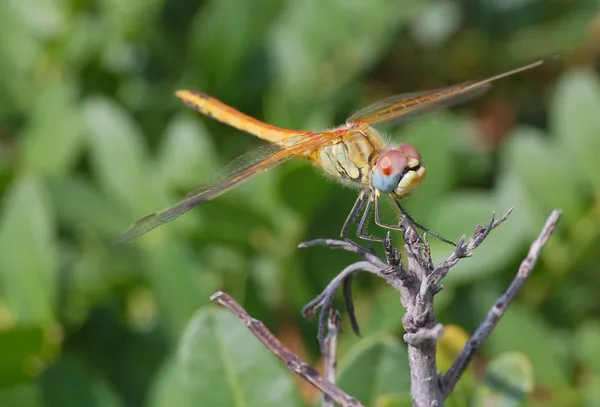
[210,208,561,406]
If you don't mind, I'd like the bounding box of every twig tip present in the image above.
[210,291,225,302]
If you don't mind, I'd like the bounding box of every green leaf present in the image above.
[397,114,462,221]
[483,306,569,388]
[39,355,124,407]
[84,96,167,218]
[0,384,43,407]
[268,0,423,102]
[157,113,219,190]
[176,307,302,407]
[501,127,585,224]
[46,176,129,238]
[427,191,528,284]
[551,69,600,189]
[100,0,164,40]
[337,336,410,406]
[582,375,600,407]
[0,1,42,108]
[473,352,534,407]
[147,355,191,407]
[502,127,585,224]
[186,0,281,86]
[22,82,86,177]
[143,240,216,339]
[573,321,600,374]
[4,0,65,39]
[0,326,49,389]
[374,393,413,407]
[0,177,57,324]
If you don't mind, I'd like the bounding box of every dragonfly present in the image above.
[115,57,552,245]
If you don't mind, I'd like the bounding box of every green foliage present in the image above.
[0,0,599,406]
[472,352,534,407]
[337,335,410,405]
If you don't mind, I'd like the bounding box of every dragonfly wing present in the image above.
[114,132,333,244]
[346,85,490,126]
[347,57,552,126]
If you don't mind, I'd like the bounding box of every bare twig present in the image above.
[441,209,562,395]
[322,310,341,407]
[299,207,559,406]
[210,291,365,407]
[300,260,406,346]
[299,238,384,267]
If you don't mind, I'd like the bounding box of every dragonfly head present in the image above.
[372,143,426,197]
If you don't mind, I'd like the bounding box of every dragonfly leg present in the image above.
[374,192,405,233]
[356,194,385,243]
[340,190,369,239]
[387,196,457,246]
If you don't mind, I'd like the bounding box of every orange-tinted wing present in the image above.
[114,132,334,244]
[176,90,307,144]
[347,56,554,126]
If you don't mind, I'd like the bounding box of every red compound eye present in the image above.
[376,149,407,177]
[400,143,421,161]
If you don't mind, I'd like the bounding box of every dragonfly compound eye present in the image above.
[399,143,421,161]
[373,150,407,193]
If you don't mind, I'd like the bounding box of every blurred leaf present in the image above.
[437,324,469,373]
[268,0,423,102]
[22,82,85,177]
[4,0,65,39]
[0,1,42,107]
[84,96,166,217]
[177,307,302,407]
[142,240,216,340]
[483,306,569,388]
[473,352,534,407]
[501,127,585,225]
[186,0,281,86]
[582,375,600,407]
[507,7,594,61]
[398,114,462,222]
[101,0,164,40]
[47,176,129,238]
[157,113,219,189]
[0,177,57,324]
[147,355,190,407]
[0,326,48,389]
[0,384,43,407]
[39,355,124,407]
[428,190,527,284]
[337,336,410,405]
[551,69,600,190]
[374,393,413,407]
[279,160,331,217]
[573,321,600,374]
[439,325,476,407]
[62,14,104,71]
[410,1,462,47]
[344,285,405,343]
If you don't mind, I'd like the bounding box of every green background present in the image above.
[1,0,600,406]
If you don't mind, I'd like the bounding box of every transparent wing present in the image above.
[347,57,552,126]
[114,132,334,244]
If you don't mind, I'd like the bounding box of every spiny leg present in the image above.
[340,190,376,252]
[340,190,369,239]
[374,191,405,234]
[389,196,456,246]
[356,193,385,243]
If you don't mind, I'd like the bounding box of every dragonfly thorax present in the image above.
[372,143,426,198]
